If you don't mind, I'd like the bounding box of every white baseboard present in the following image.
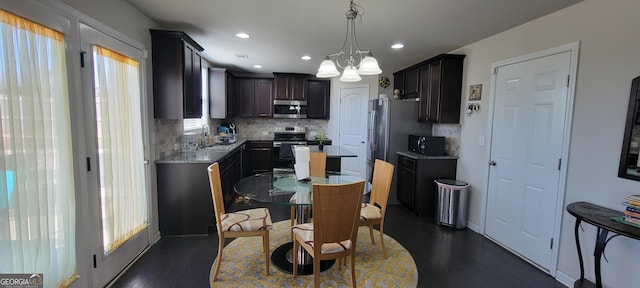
[151,231,161,244]
[466,221,480,233]
[554,270,574,288]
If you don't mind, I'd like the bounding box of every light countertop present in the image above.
[397,151,458,160]
[156,139,356,164]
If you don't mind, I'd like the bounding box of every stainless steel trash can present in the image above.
[435,179,469,229]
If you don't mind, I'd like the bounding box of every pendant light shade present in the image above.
[316,0,382,82]
[340,65,362,82]
[356,52,382,75]
[316,56,340,78]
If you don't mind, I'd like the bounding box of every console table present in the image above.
[566,201,640,288]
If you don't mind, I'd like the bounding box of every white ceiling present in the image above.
[127,0,582,76]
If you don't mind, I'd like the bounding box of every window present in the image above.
[183,66,209,133]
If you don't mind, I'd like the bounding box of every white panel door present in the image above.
[339,86,368,178]
[485,51,570,270]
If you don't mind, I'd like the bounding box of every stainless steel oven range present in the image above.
[272,126,307,171]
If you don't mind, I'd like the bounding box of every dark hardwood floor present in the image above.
[111,204,565,288]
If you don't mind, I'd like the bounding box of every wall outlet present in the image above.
[478,135,485,146]
[309,131,317,137]
[262,131,268,136]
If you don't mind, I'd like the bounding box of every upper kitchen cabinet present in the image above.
[274,73,308,100]
[150,29,204,119]
[393,66,420,98]
[208,67,236,119]
[307,79,331,119]
[418,54,465,123]
[236,78,273,117]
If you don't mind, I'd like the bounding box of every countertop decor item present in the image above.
[315,132,328,151]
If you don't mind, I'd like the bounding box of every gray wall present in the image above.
[453,0,640,286]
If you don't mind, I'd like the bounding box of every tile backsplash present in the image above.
[154,118,329,160]
[228,118,328,139]
[432,123,461,157]
[155,119,182,159]
[154,117,458,159]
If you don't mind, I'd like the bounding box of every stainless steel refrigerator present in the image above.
[367,98,432,204]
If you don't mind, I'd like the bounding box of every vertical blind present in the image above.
[0,9,77,287]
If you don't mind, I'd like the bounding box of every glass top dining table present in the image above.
[234,170,369,207]
[233,170,369,274]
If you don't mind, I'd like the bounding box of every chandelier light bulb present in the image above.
[357,52,382,75]
[316,56,340,78]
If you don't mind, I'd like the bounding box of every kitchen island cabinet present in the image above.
[396,151,457,218]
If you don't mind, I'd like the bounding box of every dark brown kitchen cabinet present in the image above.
[418,54,465,123]
[248,141,273,174]
[157,162,212,235]
[274,73,308,100]
[219,145,244,209]
[307,79,330,119]
[156,144,244,235]
[397,154,457,218]
[236,78,273,117]
[393,67,420,98]
[150,29,204,119]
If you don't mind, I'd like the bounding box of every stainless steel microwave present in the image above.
[273,100,307,118]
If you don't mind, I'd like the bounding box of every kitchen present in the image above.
[4,0,640,288]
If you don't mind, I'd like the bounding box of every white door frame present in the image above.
[480,42,580,276]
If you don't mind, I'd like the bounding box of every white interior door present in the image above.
[339,86,368,178]
[485,51,571,270]
[80,23,151,287]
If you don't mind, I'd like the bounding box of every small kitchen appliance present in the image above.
[408,135,446,156]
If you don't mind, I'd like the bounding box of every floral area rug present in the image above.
[210,220,418,287]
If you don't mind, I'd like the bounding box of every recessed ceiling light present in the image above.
[301,55,311,61]
[391,43,405,49]
[236,33,250,39]
[253,65,262,69]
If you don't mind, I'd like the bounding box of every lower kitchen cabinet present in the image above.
[219,145,244,208]
[156,144,244,235]
[396,154,457,218]
[156,162,213,235]
[248,141,272,175]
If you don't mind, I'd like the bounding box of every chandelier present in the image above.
[316,0,382,82]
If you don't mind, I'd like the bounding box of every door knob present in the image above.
[488,160,497,166]
[361,141,365,144]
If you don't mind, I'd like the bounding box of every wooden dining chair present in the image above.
[290,151,327,226]
[291,180,365,288]
[207,163,273,282]
[309,151,327,177]
[359,159,394,258]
